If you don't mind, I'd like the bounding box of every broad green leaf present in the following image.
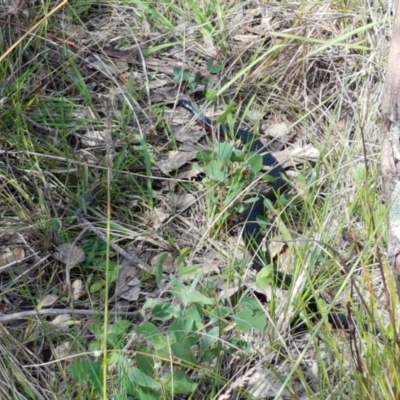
[205,160,227,181]
[169,275,214,306]
[89,280,104,293]
[171,342,196,364]
[248,153,263,174]
[196,150,214,163]
[205,88,217,101]
[137,386,161,400]
[255,265,274,288]
[233,308,267,332]
[199,326,220,355]
[216,142,233,164]
[206,59,223,74]
[136,353,155,376]
[151,302,179,321]
[128,367,160,390]
[135,322,166,350]
[162,369,197,394]
[172,67,190,83]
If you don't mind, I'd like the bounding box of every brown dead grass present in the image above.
[0,0,395,399]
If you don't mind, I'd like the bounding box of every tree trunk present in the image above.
[381,0,400,297]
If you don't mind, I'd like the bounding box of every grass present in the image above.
[0,0,397,399]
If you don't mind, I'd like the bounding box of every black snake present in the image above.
[178,98,365,333]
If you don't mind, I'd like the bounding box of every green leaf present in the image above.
[177,247,191,266]
[155,252,169,286]
[186,304,203,325]
[171,342,196,364]
[109,320,131,334]
[169,275,214,306]
[216,104,234,124]
[151,302,179,321]
[239,296,260,309]
[128,367,160,390]
[201,76,211,86]
[248,153,263,174]
[172,67,190,83]
[107,320,132,346]
[205,160,227,181]
[90,280,104,293]
[169,317,199,345]
[177,265,202,278]
[136,353,155,376]
[230,148,246,162]
[136,386,161,400]
[205,88,217,101]
[206,59,223,74]
[67,359,103,394]
[196,150,214,163]
[255,265,275,288]
[199,326,220,355]
[216,142,233,164]
[162,369,197,394]
[135,322,166,350]
[233,307,267,333]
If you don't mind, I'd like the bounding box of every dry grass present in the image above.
[0,0,397,399]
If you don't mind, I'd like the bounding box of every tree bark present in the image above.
[381,0,400,297]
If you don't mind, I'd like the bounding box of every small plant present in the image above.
[173,59,223,91]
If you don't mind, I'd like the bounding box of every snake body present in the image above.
[178,99,358,332]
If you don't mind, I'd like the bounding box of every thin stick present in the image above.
[0,308,141,323]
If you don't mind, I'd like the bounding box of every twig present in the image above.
[0,308,141,323]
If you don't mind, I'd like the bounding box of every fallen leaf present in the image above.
[72,279,85,300]
[272,145,320,169]
[117,265,141,301]
[37,294,58,308]
[51,314,76,331]
[156,151,197,174]
[54,341,72,360]
[80,130,107,147]
[151,252,176,273]
[0,246,25,267]
[168,193,196,213]
[53,244,85,266]
[264,122,288,139]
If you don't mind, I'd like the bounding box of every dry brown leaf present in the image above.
[201,257,222,274]
[168,193,196,213]
[264,121,288,139]
[273,145,320,169]
[37,294,58,308]
[54,341,72,360]
[117,264,141,301]
[0,246,25,267]
[53,244,85,266]
[151,253,176,273]
[156,151,197,174]
[80,130,107,147]
[151,208,170,230]
[51,314,75,331]
[72,279,85,300]
[174,126,207,143]
[232,34,260,43]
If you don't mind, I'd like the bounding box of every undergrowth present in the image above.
[0,0,398,399]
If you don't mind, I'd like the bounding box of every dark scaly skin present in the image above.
[178,99,371,333]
